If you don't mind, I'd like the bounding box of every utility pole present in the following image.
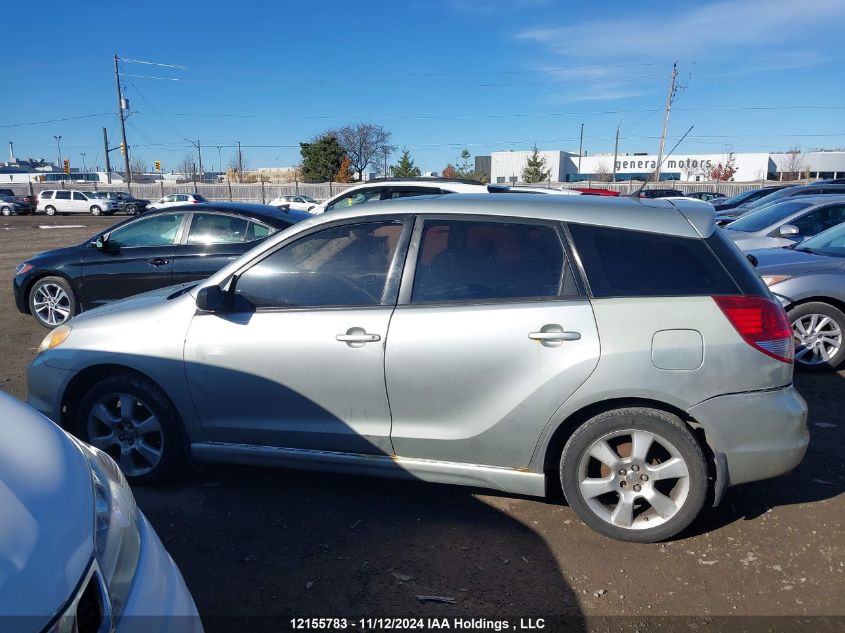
[237,141,243,183]
[216,146,222,176]
[577,123,584,175]
[654,62,678,183]
[186,139,204,183]
[102,128,112,184]
[114,54,132,184]
[611,124,620,182]
[80,153,87,173]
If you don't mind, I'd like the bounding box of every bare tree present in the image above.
[594,160,612,182]
[781,147,807,181]
[177,153,197,182]
[336,123,393,180]
[130,157,148,180]
[226,153,249,183]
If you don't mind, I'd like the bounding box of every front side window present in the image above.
[107,213,185,248]
[176,194,189,202]
[390,187,440,200]
[568,224,738,297]
[187,213,248,244]
[324,188,384,212]
[789,204,845,236]
[236,220,404,308]
[411,219,572,303]
[728,200,814,233]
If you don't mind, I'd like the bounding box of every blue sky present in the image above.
[3,0,843,174]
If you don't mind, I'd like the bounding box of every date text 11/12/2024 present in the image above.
[290,618,547,630]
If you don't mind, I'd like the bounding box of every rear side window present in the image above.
[55,191,71,200]
[246,221,275,241]
[187,213,248,244]
[411,219,577,303]
[40,191,53,199]
[567,224,739,297]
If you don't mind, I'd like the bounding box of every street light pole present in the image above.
[53,135,62,170]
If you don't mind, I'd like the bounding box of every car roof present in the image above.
[148,202,301,227]
[770,194,845,206]
[313,193,714,239]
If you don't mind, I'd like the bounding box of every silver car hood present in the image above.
[0,391,94,626]
[71,282,198,324]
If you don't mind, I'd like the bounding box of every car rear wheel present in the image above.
[789,302,845,372]
[90,205,102,216]
[560,407,708,543]
[76,374,185,485]
[28,276,78,328]
[45,205,56,216]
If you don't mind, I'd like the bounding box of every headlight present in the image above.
[15,262,33,276]
[76,441,141,620]
[37,324,72,353]
[762,274,791,286]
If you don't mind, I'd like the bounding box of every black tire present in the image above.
[90,205,102,216]
[45,205,56,216]
[560,407,708,543]
[76,373,185,485]
[1,206,12,216]
[126,203,137,215]
[788,301,845,372]
[28,275,78,328]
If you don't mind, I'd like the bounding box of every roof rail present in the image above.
[365,176,484,185]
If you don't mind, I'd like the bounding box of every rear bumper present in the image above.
[688,385,809,486]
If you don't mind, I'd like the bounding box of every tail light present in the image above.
[713,295,794,363]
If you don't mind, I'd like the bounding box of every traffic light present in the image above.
[155,160,161,171]
[120,143,125,156]
[62,159,70,175]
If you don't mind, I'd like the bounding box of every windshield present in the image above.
[301,195,317,203]
[725,200,814,233]
[797,222,845,257]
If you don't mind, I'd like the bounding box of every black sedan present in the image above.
[88,190,150,215]
[14,203,307,327]
[711,186,786,212]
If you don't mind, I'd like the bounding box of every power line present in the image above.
[0,113,110,128]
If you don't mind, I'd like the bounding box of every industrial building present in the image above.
[485,149,845,183]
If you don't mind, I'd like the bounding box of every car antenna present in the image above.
[630,124,695,198]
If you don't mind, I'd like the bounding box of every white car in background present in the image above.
[314,178,489,214]
[148,193,209,210]
[0,390,202,633]
[268,194,320,213]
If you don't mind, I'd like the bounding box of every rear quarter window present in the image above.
[567,223,740,297]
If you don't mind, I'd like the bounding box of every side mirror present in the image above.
[778,224,800,237]
[196,285,227,312]
[95,235,113,251]
[746,253,758,267]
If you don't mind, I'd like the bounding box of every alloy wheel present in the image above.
[86,393,164,477]
[577,429,691,531]
[793,313,842,367]
[32,283,71,326]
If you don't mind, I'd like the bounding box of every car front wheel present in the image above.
[90,205,102,216]
[789,302,845,372]
[560,407,708,543]
[28,276,78,328]
[1,205,12,216]
[76,374,185,484]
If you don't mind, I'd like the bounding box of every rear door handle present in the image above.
[528,331,581,341]
[336,327,381,347]
[148,257,169,267]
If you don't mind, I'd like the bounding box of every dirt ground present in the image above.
[1,214,842,632]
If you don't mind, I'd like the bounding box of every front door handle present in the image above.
[148,257,169,267]
[529,324,581,347]
[336,327,381,348]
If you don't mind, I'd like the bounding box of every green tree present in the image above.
[300,134,345,182]
[522,145,551,183]
[392,149,421,178]
[455,148,474,179]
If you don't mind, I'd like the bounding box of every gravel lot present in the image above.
[1,214,842,632]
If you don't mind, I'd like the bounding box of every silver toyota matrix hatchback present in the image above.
[27,194,808,542]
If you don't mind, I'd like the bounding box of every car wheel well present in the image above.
[61,365,187,451]
[23,272,77,315]
[542,397,715,499]
[788,296,845,316]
